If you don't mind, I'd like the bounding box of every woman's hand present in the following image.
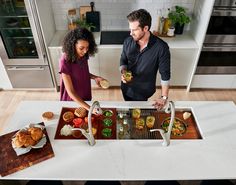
[94,76,104,87]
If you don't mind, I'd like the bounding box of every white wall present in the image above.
[50,0,195,31]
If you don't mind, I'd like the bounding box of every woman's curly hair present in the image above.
[62,27,97,63]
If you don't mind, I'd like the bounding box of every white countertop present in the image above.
[1,100,236,180]
[48,30,199,49]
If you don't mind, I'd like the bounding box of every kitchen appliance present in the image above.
[0,0,54,88]
[196,0,236,74]
[86,2,100,32]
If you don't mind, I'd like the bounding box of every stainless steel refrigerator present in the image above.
[0,0,54,88]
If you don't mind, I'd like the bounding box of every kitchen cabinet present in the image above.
[48,32,199,87]
[191,74,236,89]
[48,47,62,88]
[232,76,236,88]
[98,47,121,86]
[88,53,100,87]
[169,48,198,86]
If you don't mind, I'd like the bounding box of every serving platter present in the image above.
[54,107,117,140]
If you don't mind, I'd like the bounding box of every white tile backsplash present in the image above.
[50,0,195,31]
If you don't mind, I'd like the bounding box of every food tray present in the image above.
[54,107,117,140]
[124,108,202,140]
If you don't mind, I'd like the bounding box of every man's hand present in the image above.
[121,70,133,83]
[152,98,168,110]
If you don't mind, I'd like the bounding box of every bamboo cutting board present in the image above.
[0,123,54,177]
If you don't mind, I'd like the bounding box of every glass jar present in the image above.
[68,9,77,30]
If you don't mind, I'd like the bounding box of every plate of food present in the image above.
[161,117,187,136]
[11,123,46,156]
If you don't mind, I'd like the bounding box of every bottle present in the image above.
[156,9,161,34]
[68,9,77,30]
[162,8,171,35]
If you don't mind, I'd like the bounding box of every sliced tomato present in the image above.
[73,118,83,128]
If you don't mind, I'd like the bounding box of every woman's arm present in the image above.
[62,73,90,111]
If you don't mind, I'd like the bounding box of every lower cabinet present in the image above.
[191,75,236,89]
[48,46,198,88]
[156,48,198,86]
[98,47,122,86]
[88,53,100,87]
[48,47,62,88]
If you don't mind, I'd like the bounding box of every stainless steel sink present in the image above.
[115,108,202,140]
[100,31,130,44]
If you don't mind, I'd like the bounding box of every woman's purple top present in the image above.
[59,54,92,101]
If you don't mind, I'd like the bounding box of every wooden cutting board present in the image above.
[0,122,54,177]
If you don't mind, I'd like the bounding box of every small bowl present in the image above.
[102,128,112,138]
[103,118,113,127]
[103,110,113,117]
[161,117,187,136]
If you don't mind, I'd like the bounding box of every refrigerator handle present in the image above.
[27,0,48,64]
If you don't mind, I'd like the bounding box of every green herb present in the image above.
[168,6,191,26]
[103,110,113,117]
[102,128,112,137]
[75,19,95,31]
[103,118,113,127]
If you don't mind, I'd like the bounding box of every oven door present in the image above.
[205,7,236,44]
[196,45,236,74]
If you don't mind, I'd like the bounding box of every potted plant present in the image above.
[75,19,95,31]
[168,6,191,34]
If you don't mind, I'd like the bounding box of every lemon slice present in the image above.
[100,79,109,89]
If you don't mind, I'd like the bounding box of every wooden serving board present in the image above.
[0,122,54,177]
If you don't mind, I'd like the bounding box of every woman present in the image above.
[59,27,106,111]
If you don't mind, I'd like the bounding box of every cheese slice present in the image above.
[183,112,191,120]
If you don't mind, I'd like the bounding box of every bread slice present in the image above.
[74,107,87,118]
[42,111,54,121]
[63,111,74,122]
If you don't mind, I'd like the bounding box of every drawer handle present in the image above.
[7,67,45,71]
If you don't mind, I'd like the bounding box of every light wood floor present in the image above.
[0,88,236,185]
[1,87,236,133]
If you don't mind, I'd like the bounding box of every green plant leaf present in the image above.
[168,6,191,26]
[75,19,96,31]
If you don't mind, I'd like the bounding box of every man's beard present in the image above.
[132,31,145,41]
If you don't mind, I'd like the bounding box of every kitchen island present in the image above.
[1,100,236,180]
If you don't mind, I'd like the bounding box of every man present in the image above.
[120,9,171,109]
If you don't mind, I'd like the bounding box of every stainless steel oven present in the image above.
[196,0,236,74]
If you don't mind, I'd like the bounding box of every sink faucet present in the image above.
[72,101,102,146]
[150,101,175,146]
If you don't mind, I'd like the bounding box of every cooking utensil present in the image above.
[86,2,100,32]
